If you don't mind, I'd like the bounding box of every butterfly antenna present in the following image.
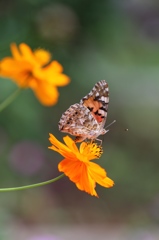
[106,120,116,129]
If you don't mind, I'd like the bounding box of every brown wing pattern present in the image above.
[58,80,109,142]
[58,103,98,135]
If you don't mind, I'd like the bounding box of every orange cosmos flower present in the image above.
[48,134,114,197]
[0,43,70,106]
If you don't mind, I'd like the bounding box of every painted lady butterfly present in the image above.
[58,80,109,142]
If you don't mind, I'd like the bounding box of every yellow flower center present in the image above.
[80,141,103,160]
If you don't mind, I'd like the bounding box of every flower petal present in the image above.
[38,61,70,86]
[63,135,79,153]
[88,162,114,188]
[32,83,59,106]
[10,43,22,60]
[75,165,98,197]
[49,134,70,152]
[0,58,32,87]
[58,159,98,196]
[19,43,37,64]
[50,61,63,73]
[34,49,51,66]
[48,134,75,159]
[0,58,31,73]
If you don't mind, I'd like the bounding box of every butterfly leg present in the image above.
[95,138,102,146]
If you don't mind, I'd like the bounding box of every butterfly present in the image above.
[58,80,109,142]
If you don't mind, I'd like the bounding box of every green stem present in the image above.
[0,88,21,112]
[0,174,65,192]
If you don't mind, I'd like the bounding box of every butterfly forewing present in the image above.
[80,80,109,127]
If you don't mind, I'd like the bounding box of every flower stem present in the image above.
[0,174,65,192]
[0,88,21,112]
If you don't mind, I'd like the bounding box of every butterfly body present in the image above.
[58,80,109,142]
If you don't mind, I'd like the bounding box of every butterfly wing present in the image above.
[80,80,109,128]
[58,103,98,138]
[58,80,109,142]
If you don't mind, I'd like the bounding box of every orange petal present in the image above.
[75,165,98,196]
[0,58,32,87]
[48,134,75,159]
[63,136,79,153]
[58,158,87,184]
[0,58,31,73]
[88,162,114,188]
[58,159,80,176]
[58,159,98,197]
[50,61,63,73]
[10,43,22,60]
[34,49,51,66]
[50,72,70,87]
[19,43,39,66]
[49,134,70,152]
[32,83,59,106]
[35,61,70,87]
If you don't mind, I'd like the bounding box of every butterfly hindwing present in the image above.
[58,103,98,134]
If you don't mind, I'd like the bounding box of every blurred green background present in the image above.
[0,0,159,239]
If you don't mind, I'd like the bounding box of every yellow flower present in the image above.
[48,134,114,197]
[0,43,70,106]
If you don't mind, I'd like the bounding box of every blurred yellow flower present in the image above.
[48,134,114,197]
[0,43,70,106]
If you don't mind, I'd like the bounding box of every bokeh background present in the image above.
[0,0,159,239]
